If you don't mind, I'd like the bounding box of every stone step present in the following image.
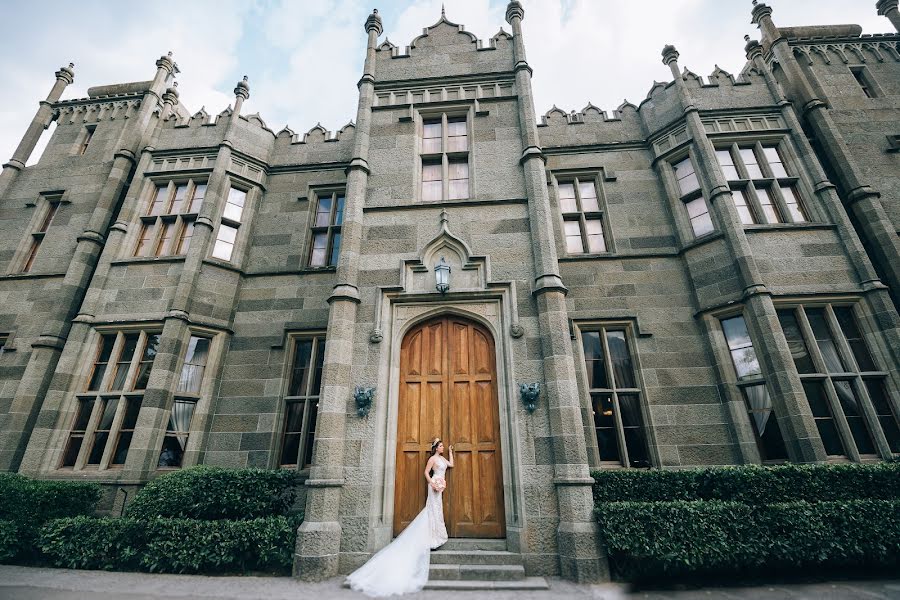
[429,563,526,581]
[438,537,508,552]
[430,549,522,566]
[424,576,550,591]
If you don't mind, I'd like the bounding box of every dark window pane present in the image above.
[313,341,326,393]
[817,419,845,456]
[62,437,83,467]
[743,384,788,461]
[807,309,845,372]
[864,379,900,453]
[329,233,341,266]
[157,435,185,468]
[592,393,620,463]
[281,433,300,466]
[802,381,831,417]
[289,341,313,396]
[581,332,608,389]
[96,398,119,430]
[803,381,844,456]
[121,398,141,429]
[606,331,635,388]
[303,401,318,468]
[833,307,876,371]
[112,432,133,465]
[88,364,107,391]
[834,381,875,454]
[777,310,816,374]
[73,398,96,431]
[619,394,649,467]
[87,432,109,465]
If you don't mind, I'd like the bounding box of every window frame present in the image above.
[210,183,251,264]
[60,328,161,471]
[19,194,62,273]
[134,179,206,259]
[670,153,715,239]
[715,141,808,226]
[554,174,611,256]
[306,188,345,268]
[850,65,879,99]
[576,323,651,469]
[776,302,899,461]
[279,334,326,471]
[417,109,472,202]
[77,124,96,156]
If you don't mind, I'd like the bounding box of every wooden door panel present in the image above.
[394,316,505,538]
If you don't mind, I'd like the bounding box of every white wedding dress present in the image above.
[346,455,449,597]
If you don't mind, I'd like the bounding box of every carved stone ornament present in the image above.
[369,329,384,344]
[519,382,541,413]
[354,386,376,417]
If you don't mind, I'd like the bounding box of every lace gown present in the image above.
[346,455,449,597]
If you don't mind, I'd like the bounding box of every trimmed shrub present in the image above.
[125,466,302,521]
[39,516,146,571]
[39,516,299,575]
[0,521,18,563]
[0,473,101,562]
[597,499,900,580]
[592,463,900,504]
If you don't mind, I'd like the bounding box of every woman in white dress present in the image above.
[346,438,454,597]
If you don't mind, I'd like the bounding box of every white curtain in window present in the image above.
[171,400,196,449]
[744,384,772,434]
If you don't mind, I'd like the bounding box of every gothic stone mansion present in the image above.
[1,0,899,584]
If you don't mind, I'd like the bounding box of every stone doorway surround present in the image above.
[364,210,528,555]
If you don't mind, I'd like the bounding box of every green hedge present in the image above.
[592,463,900,504]
[39,515,300,574]
[598,499,900,580]
[125,466,302,521]
[0,473,101,562]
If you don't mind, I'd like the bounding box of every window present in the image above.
[581,327,650,468]
[21,195,61,273]
[308,190,344,267]
[672,156,714,238]
[720,315,788,462]
[158,335,210,468]
[0,334,7,357]
[61,330,160,469]
[135,180,205,258]
[211,186,247,262]
[850,66,876,98]
[557,177,608,254]
[280,336,325,469]
[777,304,899,458]
[78,125,96,155]
[420,114,469,201]
[716,143,807,225]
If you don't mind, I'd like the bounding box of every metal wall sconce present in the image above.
[520,382,541,413]
[435,256,451,294]
[354,386,375,417]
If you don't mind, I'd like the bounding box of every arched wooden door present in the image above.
[393,315,506,538]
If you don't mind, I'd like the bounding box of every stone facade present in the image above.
[1,0,899,583]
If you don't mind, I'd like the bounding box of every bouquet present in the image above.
[431,477,446,492]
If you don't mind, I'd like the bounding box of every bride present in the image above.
[346,438,454,597]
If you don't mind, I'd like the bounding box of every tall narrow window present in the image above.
[581,327,650,468]
[720,315,788,462]
[850,66,876,98]
[159,335,210,468]
[281,336,325,469]
[420,113,469,201]
[777,304,899,458]
[716,143,807,225]
[78,125,96,155]
[21,196,61,273]
[212,187,247,262]
[672,156,713,238]
[62,330,160,469]
[308,190,344,267]
[135,180,205,258]
[557,177,608,254]
[0,335,7,357]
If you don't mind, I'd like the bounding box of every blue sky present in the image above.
[1,1,889,165]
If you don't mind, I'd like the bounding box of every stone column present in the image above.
[505,1,607,582]
[293,9,382,582]
[877,0,900,32]
[130,77,251,476]
[662,45,824,463]
[0,63,74,199]
[744,37,900,368]
[0,54,176,472]
[752,2,900,308]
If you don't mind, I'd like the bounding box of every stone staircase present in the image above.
[425,538,549,591]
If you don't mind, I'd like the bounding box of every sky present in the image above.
[0,1,889,166]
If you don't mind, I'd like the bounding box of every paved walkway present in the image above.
[1,566,898,599]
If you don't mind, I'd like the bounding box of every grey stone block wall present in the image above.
[1,0,899,585]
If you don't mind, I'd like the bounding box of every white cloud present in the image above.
[1,1,892,166]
